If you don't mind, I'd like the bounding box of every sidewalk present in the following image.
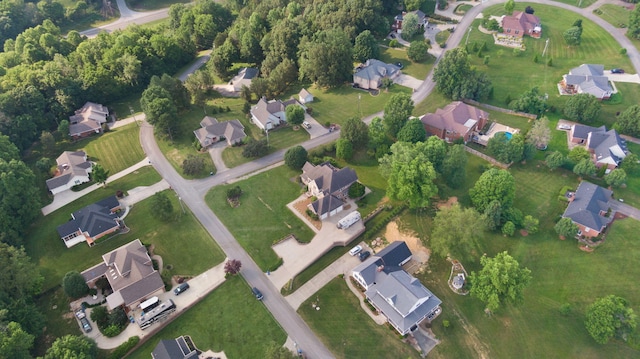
[42,158,152,215]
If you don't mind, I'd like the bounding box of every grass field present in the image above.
[24,168,224,291]
[455,4,473,14]
[125,0,190,11]
[205,166,315,271]
[221,126,310,168]
[128,276,287,359]
[550,0,597,8]
[378,46,434,80]
[82,123,145,174]
[298,278,421,359]
[595,4,632,28]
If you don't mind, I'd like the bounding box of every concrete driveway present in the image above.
[302,112,328,139]
[394,73,423,90]
[604,71,640,84]
[208,141,229,173]
[412,327,439,357]
[610,200,640,221]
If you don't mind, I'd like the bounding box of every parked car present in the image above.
[80,317,92,333]
[174,282,190,295]
[395,62,404,69]
[611,68,625,74]
[302,121,311,129]
[359,251,371,262]
[252,287,264,301]
[75,310,86,319]
[349,245,363,256]
[558,124,571,130]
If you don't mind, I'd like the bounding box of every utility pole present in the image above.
[465,27,472,45]
[541,38,550,58]
[178,196,186,214]
[129,106,139,127]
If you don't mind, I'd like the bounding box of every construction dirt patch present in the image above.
[436,196,458,210]
[383,221,430,267]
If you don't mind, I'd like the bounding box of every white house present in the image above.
[46,151,93,195]
[298,88,314,104]
[250,97,299,131]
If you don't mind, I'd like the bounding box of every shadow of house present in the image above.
[46,151,93,195]
[193,116,246,148]
[562,181,614,238]
[82,239,164,311]
[57,196,121,248]
[301,161,358,220]
[419,101,489,143]
[69,102,109,139]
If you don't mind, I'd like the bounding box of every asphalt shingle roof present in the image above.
[563,181,613,231]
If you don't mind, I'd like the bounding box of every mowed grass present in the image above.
[221,126,310,168]
[127,276,287,359]
[82,123,145,174]
[298,278,421,359]
[205,166,315,271]
[467,3,633,121]
[595,4,632,28]
[24,168,225,291]
[378,46,434,80]
[550,0,597,8]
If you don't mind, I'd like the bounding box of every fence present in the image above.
[463,146,511,169]
[463,99,537,120]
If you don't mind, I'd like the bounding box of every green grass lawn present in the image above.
[205,166,315,271]
[595,4,632,28]
[107,93,143,120]
[435,30,451,45]
[378,46,435,80]
[24,168,224,291]
[127,275,287,359]
[81,123,145,174]
[221,126,310,168]
[466,3,633,124]
[454,4,473,14]
[34,287,82,356]
[298,277,421,359]
[550,0,597,8]
[599,82,640,128]
[125,0,190,11]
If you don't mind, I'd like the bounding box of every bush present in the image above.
[389,39,399,47]
[620,48,627,55]
[103,324,121,338]
[226,186,242,199]
[502,221,516,236]
[182,154,205,175]
[242,139,269,158]
[108,336,140,359]
[62,271,89,299]
[559,303,572,316]
[348,182,366,198]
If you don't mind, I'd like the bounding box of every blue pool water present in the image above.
[505,132,513,140]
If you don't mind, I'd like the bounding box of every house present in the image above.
[352,241,441,335]
[501,11,542,38]
[151,335,199,359]
[57,196,122,248]
[353,59,401,90]
[228,67,258,92]
[250,97,299,131]
[298,88,314,104]
[569,125,628,169]
[392,10,427,33]
[193,116,246,148]
[562,181,614,238]
[301,161,358,219]
[46,151,93,195]
[82,239,165,310]
[69,102,109,138]
[419,101,489,143]
[560,64,613,100]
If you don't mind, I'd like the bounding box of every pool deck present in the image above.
[476,122,520,145]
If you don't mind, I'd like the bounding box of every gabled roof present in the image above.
[250,97,298,128]
[233,67,258,81]
[502,11,541,34]
[57,196,120,238]
[420,101,487,135]
[299,88,312,98]
[193,116,246,145]
[589,129,627,166]
[301,161,358,196]
[376,241,412,267]
[152,336,199,359]
[572,124,606,140]
[69,102,108,136]
[354,59,400,82]
[46,151,92,191]
[570,64,604,77]
[563,181,613,231]
[352,241,413,288]
[310,194,343,216]
[564,64,612,98]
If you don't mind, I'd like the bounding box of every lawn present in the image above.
[298,277,421,359]
[378,46,434,80]
[205,166,315,271]
[127,275,287,359]
[81,123,146,174]
[221,126,310,168]
[454,4,473,14]
[550,0,597,8]
[466,3,633,123]
[435,30,451,45]
[599,82,640,128]
[595,4,632,28]
[24,167,224,291]
[125,0,190,11]
[107,93,143,120]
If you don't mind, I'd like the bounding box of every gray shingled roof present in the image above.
[572,124,605,140]
[301,162,358,197]
[563,181,613,231]
[57,196,120,238]
[193,116,246,146]
[354,59,400,82]
[310,195,343,216]
[376,241,412,267]
[589,129,627,166]
[46,151,92,191]
[152,337,199,359]
[564,64,612,98]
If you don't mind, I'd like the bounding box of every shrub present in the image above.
[348,182,366,198]
[502,221,516,236]
[108,336,140,359]
[226,186,242,199]
[62,271,89,299]
[620,48,627,55]
[559,303,572,316]
[389,39,399,47]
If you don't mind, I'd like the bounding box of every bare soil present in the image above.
[435,196,458,210]
[383,221,430,267]
[292,198,322,230]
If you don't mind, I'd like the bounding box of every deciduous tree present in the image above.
[614,105,640,137]
[526,117,551,150]
[585,295,637,344]
[383,93,414,138]
[45,335,97,359]
[469,251,532,311]
[504,0,515,14]
[242,139,268,158]
[564,93,601,123]
[298,29,352,88]
[621,153,639,175]
[182,155,205,176]
[573,158,596,177]
[433,48,493,101]
[348,182,365,198]
[151,192,174,221]
[555,217,578,238]
[91,164,109,187]
[284,146,308,170]
[341,117,369,148]
[408,41,429,62]
[0,159,41,246]
[353,30,380,63]
[563,26,583,46]
[402,13,421,39]
[62,271,89,299]
[285,105,305,125]
[224,259,242,275]
[430,204,485,260]
[510,87,548,115]
[629,5,640,40]
[470,168,516,212]
[397,118,426,143]
[336,138,354,160]
[442,144,468,188]
[523,215,539,234]
[0,319,34,359]
[605,168,627,187]
[568,146,590,163]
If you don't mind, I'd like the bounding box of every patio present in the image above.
[475,122,520,146]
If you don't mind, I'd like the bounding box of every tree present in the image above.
[299,29,353,88]
[525,6,535,14]
[568,146,591,163]
[504,0,515,14]
[526,117,551,150]
[140,85,178,138]
[151,192,174,221]
[91,163,109,187]
[523,215,539,234]
[353,30,379,63]
[0,319,34,359]
[621,153,639,175]
[629,4,640,40]
[502,221,516,236]
[614,105,640,137]
[484,200,503,230]
[182,154,205,175]
[555,217,578,238]
[423,136,447,173]
[45,335,97,359]
[442,144,468,188]
[40,130,55,155]
[563,26,583,46]
[224,259,242,275]
[433,48,493,101]
[383,93,414,138]
[470,168,516,213]
[430,204,485,260]
[469,251,532,311]
[62,271,89,299]
[57,119,69,137]
[341,117,369,148]
[336,138,354,160]
[546,151,566,170]
[573,158,596,177]
[397,118,426,143]
[348,182,365,198]
[605,168,627,187]
[402,13,421,39]
[284,146,308,170]
[0,159,41,246]
[149,74,189,111]
[0,135,19,162]
[242,139,269,158]
[408,41,429,62]
[585,295,637,344]
[379,141,438,209]
[285,105,305,126]
[564,94,601,123]
[510,87,548,115]
[486,132,520,163]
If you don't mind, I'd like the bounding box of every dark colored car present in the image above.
[395,62,404,69]
[359,251,371,262]
[611,68,625,74]
[252,287,264,301]
[80,317,92,333]
[174,282,190,295]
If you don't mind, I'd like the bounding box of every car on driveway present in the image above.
[349,245,363,256]
[302,121,311,129]
[359,251,371,262]
[611,68,625,74]
[80,317,92,333]
[558,124,571,130]
[174,282,190,295]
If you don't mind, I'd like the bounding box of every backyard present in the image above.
[378,46,434,80]
[221,126,310,168]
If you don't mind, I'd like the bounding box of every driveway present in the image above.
[394,73,423,90]
[302,112,328,139]
[610,200,640,221]
[412,327,439,357]
[208,141,229,173]
[604,71,640,84]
